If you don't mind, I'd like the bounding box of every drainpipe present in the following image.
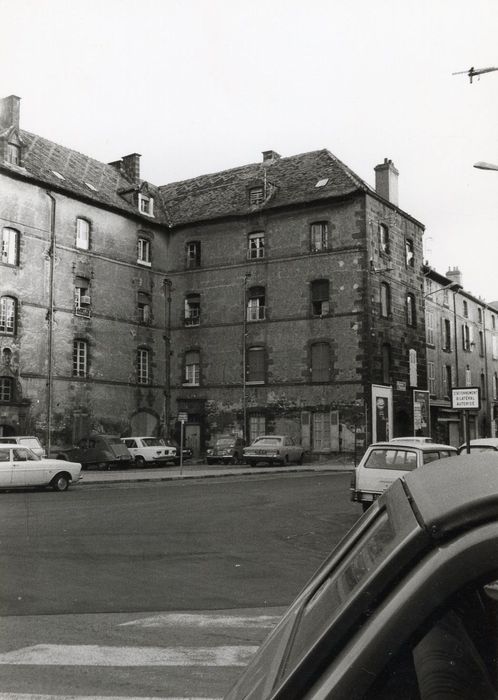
[45,192,56,456]
[242,272,251,443]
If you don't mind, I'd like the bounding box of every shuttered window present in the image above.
[247,347,265,383]
[311,342,331,382]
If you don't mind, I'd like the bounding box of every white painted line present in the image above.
[120,612,280,629]
[0,644,258,667]
[0,695,220,700]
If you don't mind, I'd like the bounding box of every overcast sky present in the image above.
[2,0,498,302]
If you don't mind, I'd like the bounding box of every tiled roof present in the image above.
[159,149,371,226]
[1,130,170,225]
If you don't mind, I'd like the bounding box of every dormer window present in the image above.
[138,194,154,217]
[249,187,264,205]
[6,143,20,165]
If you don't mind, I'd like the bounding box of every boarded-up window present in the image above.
[313,412,331,451]
[311,342,331,382]
[247,347,265,383]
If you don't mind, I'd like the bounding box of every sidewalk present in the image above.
[79,455,355,486]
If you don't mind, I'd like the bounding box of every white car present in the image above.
[0,444,81,491]
[351,440,457,510]
[390,436,434,444]
[121,437,178,467]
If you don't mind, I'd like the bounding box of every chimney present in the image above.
[108,159,124,174]
[120,153,141,184]
[446,267,463,287]
[374,158,399,206]
[262,150,281,162]
[0,95,21,131]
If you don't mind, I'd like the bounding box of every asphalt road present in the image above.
[0,471,360,698]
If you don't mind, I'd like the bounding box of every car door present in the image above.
[0,447,13,487]
[11,448,47,487]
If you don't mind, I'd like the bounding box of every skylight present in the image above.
[315,178,329,188]
[84,181,98,191]
[52,170,65,180]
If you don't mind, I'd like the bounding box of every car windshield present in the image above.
[365,448,417,471]
[18,438,42,449]
[142,438,165,447]
[252,438,281,446]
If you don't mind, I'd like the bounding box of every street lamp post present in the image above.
[163,278,172,439]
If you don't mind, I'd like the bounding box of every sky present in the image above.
[2,0,498,301]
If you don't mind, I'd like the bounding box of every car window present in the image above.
[142,438,164,447]
[422,451,441,464]
[19,438,41,449]
[253,438,281,446]
[365,449,417,471]
[0,449,10,462]
[439,450,455,459]
[125,439,137,448]
[13,448,39,461]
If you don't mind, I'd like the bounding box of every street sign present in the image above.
[178,412,188,422]
[451,387,480,410]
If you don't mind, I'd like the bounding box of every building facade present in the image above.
[1,95,429,456]
[424,266,498,446]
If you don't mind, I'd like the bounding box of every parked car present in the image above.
[206,436,245,464]
[56,433,131,470]
[164,439,193,461]
[0,435,46,458]
[390,436,434,444]
[0,444,81,491]
[243,435,305,466]
[226,453,498,699]
[457,438,498,455]
[121,436,177,466]
[351,440,457,510]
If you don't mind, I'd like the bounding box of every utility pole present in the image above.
[163,278,172,439]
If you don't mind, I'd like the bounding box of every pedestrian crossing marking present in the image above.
[0,644,258,667]
[120,612,281,629]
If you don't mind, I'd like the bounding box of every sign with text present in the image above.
[178,412,188,422]
[451,387,480,410]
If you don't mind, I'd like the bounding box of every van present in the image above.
[351,440,457,510]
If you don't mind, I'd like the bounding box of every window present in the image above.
[405,238,414,267]
[379,224,390,255]
[0,377,12,402]
[409,348,417,387]
[247,286,266,322]
[478,307,483,324]
[248,232,265,259]
[76,218,90,250]
[138,194,154,216]
[380,282,391,317]
[443,289,449,307]
[185,294,200,326]
[462,324,471,351]
[406,294,416,327]
[494,373,498,400]
[310,342,331,382]
[463,300,468,318]
[247,346,265,383]
[184,350,200,386]
[74,277,91,317]
[443,318,452,351]
[72,340,88,377]
[0,297,16,334]
[249,187,264,205]
[186,241,201,268]
[426,311,434,345]
[479,330,484,356]
[465,365,472,387]
[7,143,20,165]
[137,237,151,266]
[138,292,151,325]
[310,222,329,252]
[481,372,486,399]
[428,361,436,395]
[1,227,18,265]
[442,364,452,397]
[493,336,498,360]
[493,316,496,330]
[382,343,391,384]
[311,280,330,316]
[137,348,150,384]
[249,414,266,442]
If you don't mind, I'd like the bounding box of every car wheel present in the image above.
[52,473,70,492]
[135,456,146,468]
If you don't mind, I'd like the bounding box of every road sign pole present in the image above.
[180,420,184,475]
[466,410,470,454]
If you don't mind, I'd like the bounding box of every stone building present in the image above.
[424,266,498,445]
[0,94,428,456]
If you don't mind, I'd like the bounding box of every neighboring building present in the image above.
[0,95,172,452]
[424,266,498,445]
[0,94,428,456]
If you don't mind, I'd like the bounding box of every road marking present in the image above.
[120,612,281,628]
[0,644,257,666]
[0,695,220,700]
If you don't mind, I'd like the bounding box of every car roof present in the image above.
[369,441,456,451]
[122,436,156,440]
[458,438,498,448]
[0,443,29,448]
[404,452,498,539]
